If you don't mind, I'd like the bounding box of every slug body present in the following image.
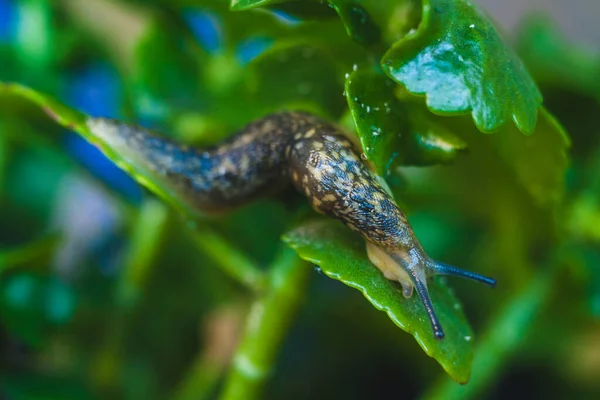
[87,111,495,339]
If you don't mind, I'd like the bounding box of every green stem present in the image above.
[116,198,170,308]
[0,234,60,276]
[0,127,8,195]
[220,248,310,400]
[421,261,561,400]
[91,199,169,391]
[173,353,224,400]
[187,225,267,292]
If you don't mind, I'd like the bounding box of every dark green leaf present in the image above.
[329,0,381,46]
[328,0,422,47]
[268,2,338,19]
[382,0,542,134]
[283,219,475,383]
[345,68,467,173]
[247,41,346,118]
[132,16,208,121]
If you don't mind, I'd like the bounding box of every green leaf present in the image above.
[247,41,346,118]
[267,2,338,19]
[229,0,292,11]
[345,68,467,173]
[495,108,570,207]
[328,0,381,46]
[382,0,542,134]
[0,83,197,216]
[282,219,475,383]
[328,0,422,46]
[132,16,208,121]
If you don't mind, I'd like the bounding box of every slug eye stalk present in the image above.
[432,262,497,288]
[413,262,496,340]
[368,243,496,340]
[405,260,496,340]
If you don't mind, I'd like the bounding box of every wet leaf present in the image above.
[345,68,467,173]
[283,219,475,383]
[328,0,422,46]
[382,0,542,134]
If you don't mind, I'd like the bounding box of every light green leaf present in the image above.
[0,83,197,216]
[283,219,475,383]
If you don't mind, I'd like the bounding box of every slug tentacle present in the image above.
[86,111,496,339]
[432,262,497,287]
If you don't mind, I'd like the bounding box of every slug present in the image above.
[87,111,496,339]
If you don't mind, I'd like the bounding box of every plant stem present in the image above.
[420,262,561,400]
[174,356,223,400]
[116,198,170,308]
[0,234,61,276]
[220,248,310,400]
[91,199,169,391]
[0,126,7,194]
[187,225,267,292]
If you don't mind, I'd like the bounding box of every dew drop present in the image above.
[352,64,358,71]
[464,336,472,342]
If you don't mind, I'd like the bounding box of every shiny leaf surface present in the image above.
[382,0,542,134]
[283,219,475,383]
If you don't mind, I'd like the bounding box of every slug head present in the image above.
[366,241,496,340]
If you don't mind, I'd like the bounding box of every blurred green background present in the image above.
[0,0,599,399]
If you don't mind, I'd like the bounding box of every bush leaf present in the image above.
[345,68,467,173]
[247,41,346,118]
[282,218,475,383]
[381,0,542,134]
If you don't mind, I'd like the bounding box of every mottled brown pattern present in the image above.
[287,127,419,250]
[89,111,496,340]
[92,111,421,246]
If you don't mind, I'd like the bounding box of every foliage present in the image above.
[0,0,599,399]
